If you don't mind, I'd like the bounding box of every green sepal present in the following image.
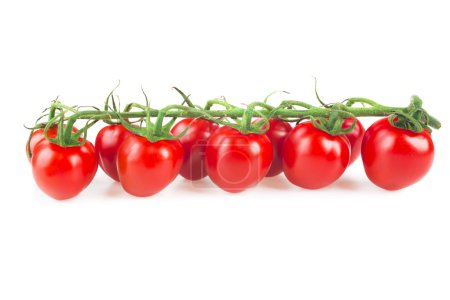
[388,113,424,133]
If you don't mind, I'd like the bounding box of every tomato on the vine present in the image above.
[205,126,273,193]
[282,121,350,189]
[170,118,218,180]
[27,126,78,161]
[361,117,434,190]
[342,118,365,165]
[32,141,98,200]
[253,118,292,177]
[117,135,183,197]
[95,124,132,181]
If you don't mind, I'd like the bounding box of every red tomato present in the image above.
[282,122,350,189]
[342,118,365,165]
[254,119,292,177]
[117,135,184,197]
[26,126,78,161]
[170,118,218,180]
[95,124,132,181]
[205,126,273,193]
[361,117,434,190]
[32,141,98,200]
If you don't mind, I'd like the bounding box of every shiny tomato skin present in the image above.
[27,126,78,161]
[282,122,350,189]
[170,118,218,180]
[31,141,98,200]
[342,118,365,165]
[95,125,132,181]
[262,119,292,177]
[361,118,434,190]
[253,118,292,177]
[117,135,184,197]
[205,126,273,193]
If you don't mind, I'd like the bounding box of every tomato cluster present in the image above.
[28,116,434,200]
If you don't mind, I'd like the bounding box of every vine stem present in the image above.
[41,100,441,130]
[58,105,408,121]
[27,95,441,148]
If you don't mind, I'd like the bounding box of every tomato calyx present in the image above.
[116,103,204,142]
[239,102,273,134]
[388,95,440,133]
[39,113,94,148]
[310,109,357,136]
[25,100,96,159]
[25,123,46,160]
[304,103,357,136]
[104,88,191,142]
[272,98,357,136]
[203,96,274,135]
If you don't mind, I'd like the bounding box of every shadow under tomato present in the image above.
[175,177,219,193]
[323,176,381,192]
[329,178,360,191]
[259,175,295,190]
[105,181,124,197]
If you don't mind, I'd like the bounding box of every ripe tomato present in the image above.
[95,124,132,181]
[32,141,98,200]
[170,118,218,180]
[205,126,273,193]
[26,126,78,161]
[361,117,434,190]
[282,122,350,189]
[255,119,292,177]
[117,135,183,197]
[342,118,365,165]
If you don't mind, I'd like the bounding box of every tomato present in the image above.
[170,118,218,180]
[361,117,434,190]
[342,118,365,165]
[95,124,132,181]
[117,135,183,197]
[32,141,98,200]
[282,122,350,189]
[26,126,78,161]
[254,119,292,177]
[205,126,273,193]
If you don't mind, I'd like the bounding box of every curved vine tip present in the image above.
[138,86,150,108]
[263,90,290,103]
[172,87,195,108]
[313,77,329,108]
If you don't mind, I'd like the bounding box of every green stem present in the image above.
[32,96,440,148]
[62,105,406,121]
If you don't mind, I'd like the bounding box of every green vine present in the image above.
[25,86,442,156]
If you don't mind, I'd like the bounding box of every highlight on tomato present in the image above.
[117,134,184,197]
[205,126,273,193]
[282,121,350,189]
[95,124,132,181]
[253,118,292,177]
[170,118,218,180]
[342,117,365,165]
[31,140,98,200]
[361,117,434,190]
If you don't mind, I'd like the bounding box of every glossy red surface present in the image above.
[282,122,350,189]
[205,126,273,193]
[32,141,98,200]
[95,124,132,181]
[361,118,434,190]
[117,135,183,197]
[171,118,218,180]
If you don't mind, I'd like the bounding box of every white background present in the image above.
[1,0,449,299]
